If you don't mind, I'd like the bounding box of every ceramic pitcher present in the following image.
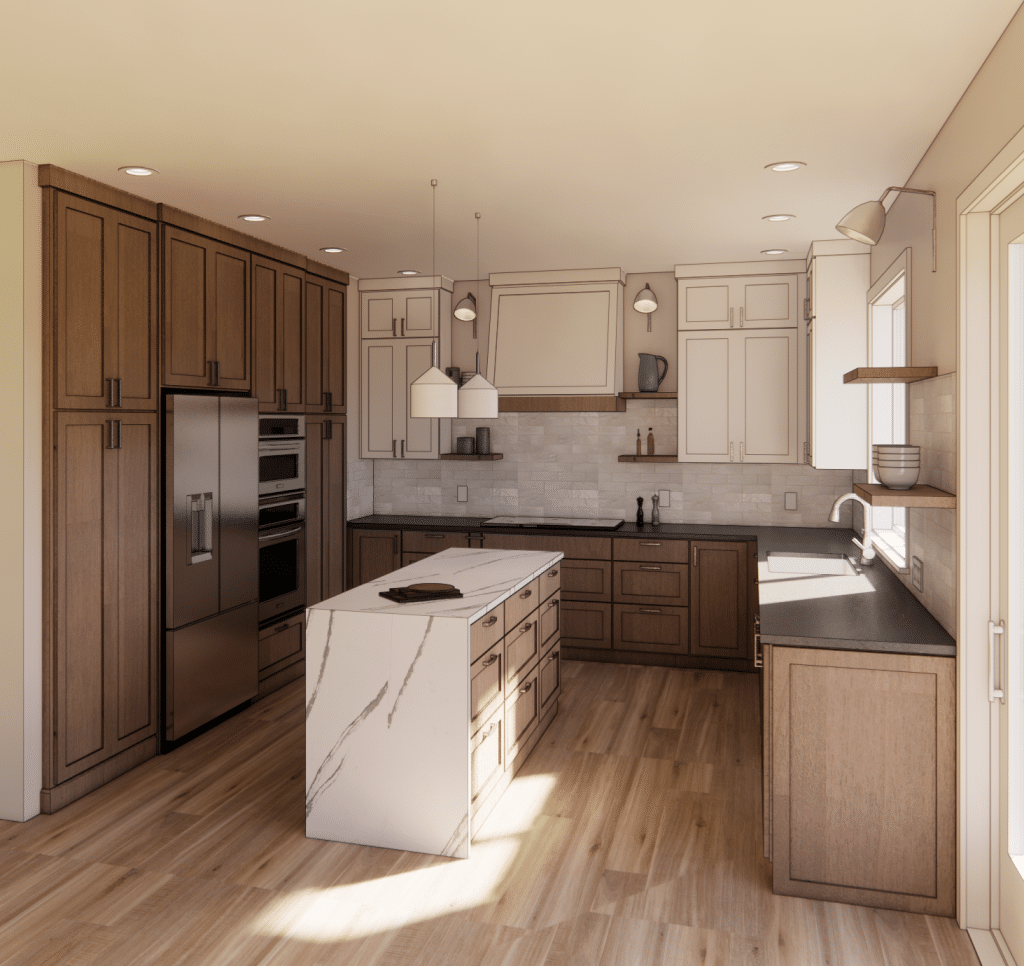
[638,353,669,392]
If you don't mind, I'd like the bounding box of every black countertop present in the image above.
[348,514,955,658]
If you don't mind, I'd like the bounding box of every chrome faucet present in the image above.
[829,492,876,565]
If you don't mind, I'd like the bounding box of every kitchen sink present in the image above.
[766,551,862,576]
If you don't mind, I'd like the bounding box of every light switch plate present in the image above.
[457,485,468,503]
[912,556,924,592]
[659,489,671,507]
[785,492,797,511]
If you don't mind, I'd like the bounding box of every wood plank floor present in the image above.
[0,662,980,966]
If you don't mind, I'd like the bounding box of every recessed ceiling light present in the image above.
[761,249,788,255]
[398,270,420,275]
[239,214,269,222]
[118,165,157,177]
[320,247,347,254]
[763,214,795,222]
[766,161,805,172]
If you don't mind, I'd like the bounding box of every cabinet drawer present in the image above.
[258,613,304,670]
[471,706,504,806]
[471,607,505,664]
[561,600,612,649]
[613,603,689,654]
[612,561,689,607]
[561,559,612,601]
[614,537,689,563]
[402,530,467,554]
[506,665,540,763]
[483,533,611,559]
[540,562,561,602]
[505,615,540,688]
[471,641,503,733]
[505,577,539,631]
[540,638,561,716]
[539,591,560,646]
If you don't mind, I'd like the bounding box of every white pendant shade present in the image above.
[633,284,658,313]
[457,372,499,418]
[410,366,458,418]
[836,199,886,245]
[453,293,477,322]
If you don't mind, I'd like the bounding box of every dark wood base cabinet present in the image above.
[349,529,401,588]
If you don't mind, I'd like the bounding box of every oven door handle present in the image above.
[259,526,303,542]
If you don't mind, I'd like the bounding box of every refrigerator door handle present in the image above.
[189,492,214,564]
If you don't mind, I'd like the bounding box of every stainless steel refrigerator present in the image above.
[164,394,259,741]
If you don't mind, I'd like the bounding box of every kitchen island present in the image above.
[305,546,562,858]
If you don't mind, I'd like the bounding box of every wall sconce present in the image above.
[836,186,936,271]
[634,284,658,332]
[453,212,482,338]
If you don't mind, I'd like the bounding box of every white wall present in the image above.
[0,160,42,821]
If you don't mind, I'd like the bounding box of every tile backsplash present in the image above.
[368,401,859,528]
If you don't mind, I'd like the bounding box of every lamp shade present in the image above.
[457,372,499,418]
[410,366,458,418]
[836,200,886,245]
[453,292,477,322]
[633,284,658,314]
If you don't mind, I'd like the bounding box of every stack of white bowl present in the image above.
[872,444,920,489]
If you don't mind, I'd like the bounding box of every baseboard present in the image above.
[968,929,1017,966]
[40,737,158,814]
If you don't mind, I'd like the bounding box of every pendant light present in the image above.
[633,283,658,332]
[836,186,936,271]
[456,210,498,418]
[453,213,481,337]
[409,179,458,418]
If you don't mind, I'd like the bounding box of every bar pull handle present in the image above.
[639,607,662,614]
[324,419,332,440]
[639,542,662,547]
[392,317,396,336]
[740,442,745,462]
[281,387,287,410]
[483,615,498,627]
[400,317,405,336]
[425,533,446,540]
[482,722,498,739]
[729,306,734,328]
[108,378,115,408]
[990,620,1006,703]
[189,492,213,564]
[392,535,398,555]
[116,419,122,450]
[107,420,116,449]
[754,633,763,669]
[639,565,662,571]
[739,307,745,328]
[693,546,698,567]
[116,378,123,407]
[482,653,499,667]
[327,391,333,412]
[392,439,397,457]
[730,442,734,462]
[401,440,405,458]
[278,389,285,411]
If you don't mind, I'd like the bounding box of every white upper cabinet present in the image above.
[678,273,798,330]
[359,276,453,339]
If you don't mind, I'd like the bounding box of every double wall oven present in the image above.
[258,416,306,623]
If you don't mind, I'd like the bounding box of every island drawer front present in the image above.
[505,577,540,631]
[561,559,612,602]
[539,591,560,646]
[471,608,505,663]
[540,638,560,715]
[505,615,540,689]
[471,642,503,734]
[540,563,561,602]
[483,533,610,559]
[612,561,689,607]
[561,601,612,649]
[505,665,541,763]
[471,706,504,805]
[613,603,689,654]
[614,537,689,563]
[402,530,468,554]
[258,613,305,670]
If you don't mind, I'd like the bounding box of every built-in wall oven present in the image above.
[258,415,305,496]
[258,492,306,623]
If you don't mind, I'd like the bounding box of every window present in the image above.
[868,276,908,570]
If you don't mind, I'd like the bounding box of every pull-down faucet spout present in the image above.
[829,492,876,565]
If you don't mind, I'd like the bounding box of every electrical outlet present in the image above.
[785,492,798,511]
[659,489,671,507]
[457,485,468,503]
[912,556,924,592]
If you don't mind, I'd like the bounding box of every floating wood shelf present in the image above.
[843,367,939,384]
[618,454,678,463]
[439,453,504,461]
[499,395,626,413]
[617,392,678,400]
[854,483,956,508]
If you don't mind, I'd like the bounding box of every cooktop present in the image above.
[481,516,624,531]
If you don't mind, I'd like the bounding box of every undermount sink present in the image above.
[766,551,862,576]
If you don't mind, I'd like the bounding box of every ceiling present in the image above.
[3,0,1021,280]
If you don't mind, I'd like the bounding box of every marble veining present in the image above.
[305,548,563,858]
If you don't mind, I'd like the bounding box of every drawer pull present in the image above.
[275,622,290,633]
[639,565,662,571]
[482,722,498,739]
[548,651,559,662]
[482,653,499,667]
[639,608,662,614]
[519,588,532,599]
[519,681,533,694]
[483,615,498,627]
[639,542,661,547]
[547,568,558,577]
[548,598,559,609]
[425,533,445,539]
[521,621,533,634]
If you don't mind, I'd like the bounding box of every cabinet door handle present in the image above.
[548,650,559,662]
[107,379,115,407]
[754,633,763,668]
[639,565,662,571]
[739,307,745,328]
[392,317,397,336]
[693,546,698,567]
[548,598,558,610]
[519,588,532,599]
[425,533,446,540]
[116,420,122,449]
[483,615,498,627]
[107,420,116,449]
[729,306,734,328]
[275,622,291,633]
[990,620,1006,702]
[520,621,533,634]
[482,653,499,667]
[740,442,744,462]
[519,681,533,694]
[116,378,123,407]
[730,442,734,462]
[392,439,397,457]
[400,317,405,336]
[281,388,287,410]
[482,722,498,739]
[324,420,332,441]
[639,542,661,547]
[401,440,405,458]
[547,568,558,577]
[392,535,398,555]
[639,607,662,614]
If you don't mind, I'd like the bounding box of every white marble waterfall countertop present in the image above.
[305,548,563,859]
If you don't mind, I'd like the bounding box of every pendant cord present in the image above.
[474,211,481,342]
[431,179,437,279]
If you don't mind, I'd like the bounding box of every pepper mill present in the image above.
[636,496,644,527]
[651,493,661,527]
